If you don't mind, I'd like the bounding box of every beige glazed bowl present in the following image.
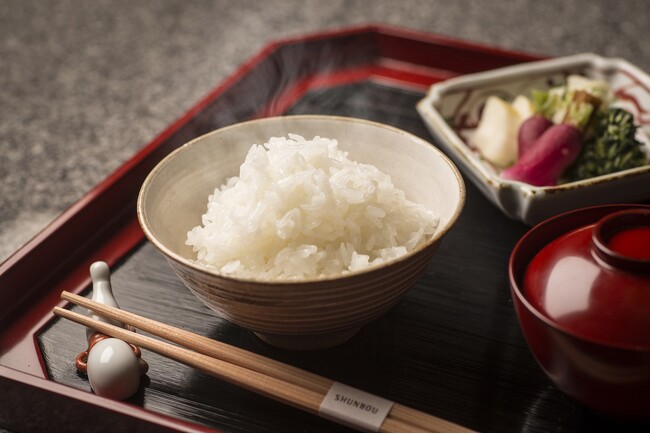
[137,115,465,350]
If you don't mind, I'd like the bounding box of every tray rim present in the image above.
[0,22,542,432]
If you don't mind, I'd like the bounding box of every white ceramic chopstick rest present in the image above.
[85,261,125,341]
[74,261,148,400]
[85,337,143,400]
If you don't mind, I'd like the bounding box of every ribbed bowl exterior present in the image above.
[167,242,439,337]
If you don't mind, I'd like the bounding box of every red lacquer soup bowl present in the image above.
[509,204,650,421]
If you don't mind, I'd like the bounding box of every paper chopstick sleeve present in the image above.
[318,382,394,432]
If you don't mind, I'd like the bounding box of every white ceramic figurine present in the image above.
[75,261,148,400]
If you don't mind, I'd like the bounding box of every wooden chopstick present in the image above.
[54,307,323,411]
[56,291,474,433]
[54,306,401,431]
[61,292,471,433]
[61,291,332,393]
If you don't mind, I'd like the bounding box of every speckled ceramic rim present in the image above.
[509,204,650,352]
[137,114,466,285]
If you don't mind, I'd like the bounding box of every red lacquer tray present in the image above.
[1,24,640,432]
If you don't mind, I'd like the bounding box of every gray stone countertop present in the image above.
[1,0,649,263]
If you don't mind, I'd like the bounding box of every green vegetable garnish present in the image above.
[532,88,565,120]
[563,107,648,182]
[533,87,601,133]
[562,90,601,132]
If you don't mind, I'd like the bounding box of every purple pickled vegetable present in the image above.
[518,115,553,158]
[501,124,582,186]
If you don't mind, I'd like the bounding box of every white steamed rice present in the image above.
[186,134,438,280]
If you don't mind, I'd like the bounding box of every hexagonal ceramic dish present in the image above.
[417,53,650,225]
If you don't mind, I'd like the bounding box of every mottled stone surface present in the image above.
[1,0,649,262]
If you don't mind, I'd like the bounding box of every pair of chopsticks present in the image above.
[54,291,473,433]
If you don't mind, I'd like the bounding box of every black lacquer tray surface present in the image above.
[39,83,638,432]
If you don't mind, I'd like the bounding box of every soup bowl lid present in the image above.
[522,207,650,348]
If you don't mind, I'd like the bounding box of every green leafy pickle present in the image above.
[563,107,648,182]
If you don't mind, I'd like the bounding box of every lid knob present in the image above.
[592,209,650,274]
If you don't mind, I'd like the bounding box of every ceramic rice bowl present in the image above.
[137,115,465,350]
